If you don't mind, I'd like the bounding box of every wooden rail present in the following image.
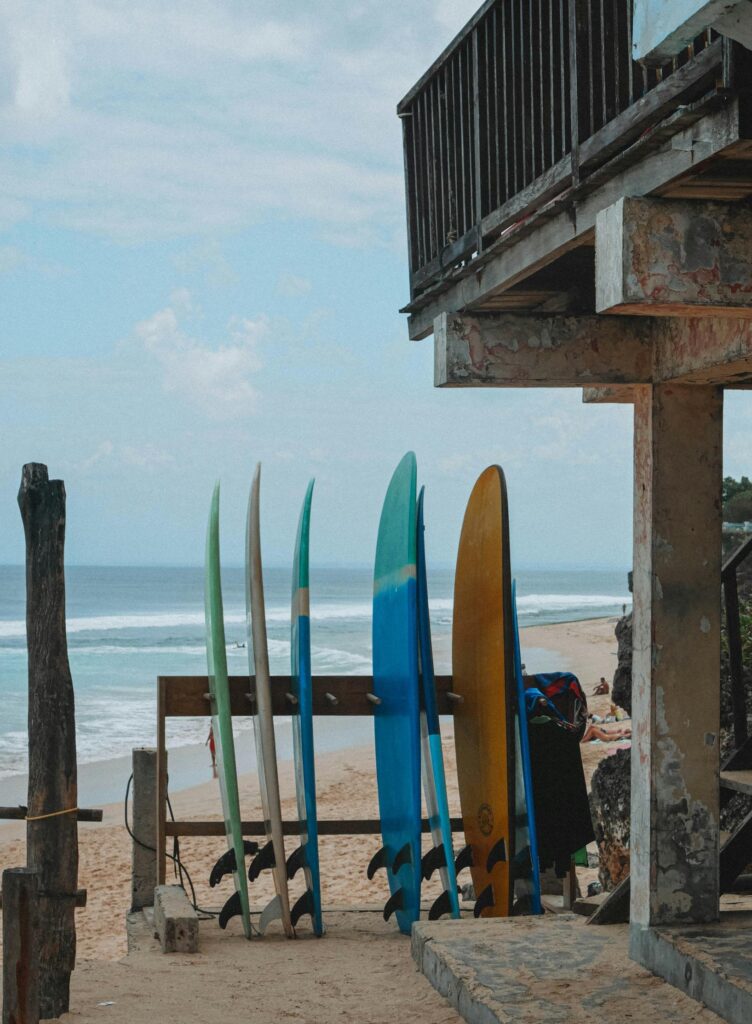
[398,0,729,299]
[155,673,486,884]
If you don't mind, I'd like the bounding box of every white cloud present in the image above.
[0,1,474,245]
[121,444,175,471]
[0,246,24,273]
[79,440,114,473]
[277,273,311,298]
[136,293,266,418]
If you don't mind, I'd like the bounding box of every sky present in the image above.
[0,1,750,571]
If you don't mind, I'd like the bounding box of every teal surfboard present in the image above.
[204,483,253,938]
[416,487,460,920]
[512,580,542,914]
[287,479,324,935]
[368,452,421,934]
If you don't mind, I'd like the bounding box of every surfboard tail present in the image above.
[258,893,295,937]
[209,841,259,887]
[474,884,495,918]
[367,845,390,880]
[421,842,447,881]
[218,891,243,930]
[248,839,276,882]
[286,843,308,880]
[429,889,458,921]
[454,844,474,874]
[383,887,405,922]
[290,888,315,929]
[486,837,508,873]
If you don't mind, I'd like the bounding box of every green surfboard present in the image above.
[205,482,253,937]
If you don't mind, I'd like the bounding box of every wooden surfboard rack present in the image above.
[156,673,471,885]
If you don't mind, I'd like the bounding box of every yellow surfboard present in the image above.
[452,465,514,918]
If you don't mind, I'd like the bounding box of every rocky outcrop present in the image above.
[589,748,630,890]
[611,611,632,716]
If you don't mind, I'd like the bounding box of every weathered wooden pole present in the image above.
[2,868,40,1024]
[17,464,78,1020]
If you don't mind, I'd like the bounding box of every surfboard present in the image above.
[512,579,542,914]
[204,483,253,938]
[287,479,324,936]
[452,465,514,918]
[416,487,461,920]
[368,452,422,935]
[245,464,295,938]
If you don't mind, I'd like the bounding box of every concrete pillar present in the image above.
[630,384,722,938]
[131,747,158,912]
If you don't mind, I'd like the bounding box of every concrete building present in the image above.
[398,2,752,1020]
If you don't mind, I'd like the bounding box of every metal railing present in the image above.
[399,0,727,298]
[723,535,752,750]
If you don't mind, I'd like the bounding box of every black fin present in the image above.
[421,843,447,881]
[367,846,390,880]
[383,887,405,922]
[210,841,259,887]
[474,884,495,918]
[455,844,474,874]
[290,888,315,928]
[286,843,307,880]
[486,837,508,873]
[218,890,242,929]
[391,841,413,875]
[429,889,454,921]
[248,839,276,882]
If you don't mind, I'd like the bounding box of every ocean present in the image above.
[0,565,630,782]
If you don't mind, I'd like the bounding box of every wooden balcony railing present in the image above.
[398,0,730,299]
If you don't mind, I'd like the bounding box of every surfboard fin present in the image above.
[258,893,287,936]
[455,844,474,874]
[248,840,276,882]
[421,843,447,881]
[383,887,405,922]
[474,884,495,918]
[290,888,315,928]
[485,837,508,873]
[391,841,413,874]
[429,889,455,921]
[209,841,259,887]
[286,843,308,880]
[218,890,243,930]
[367,846,390,880]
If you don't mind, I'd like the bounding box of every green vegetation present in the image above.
[723,475,752,523]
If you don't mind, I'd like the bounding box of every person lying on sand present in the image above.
[581,721,632,743]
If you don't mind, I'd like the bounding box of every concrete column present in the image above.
[630,383,722,936]
[131,747,158,911]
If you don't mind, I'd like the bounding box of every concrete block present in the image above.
[153,885,198,953]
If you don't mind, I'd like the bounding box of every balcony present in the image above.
[398,0,752,337]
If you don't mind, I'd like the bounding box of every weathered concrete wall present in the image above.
[434,311,653,387]
[631,384,722,929]
[131,747,157,912]
[596,198,752,318]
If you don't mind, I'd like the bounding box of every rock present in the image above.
[611,612,632,716]
[589,748,630,891]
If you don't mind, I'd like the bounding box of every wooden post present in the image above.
[131,749,157,911]
[630,385,722,936]
[2,868,40,1024]
[17,464,78,1020]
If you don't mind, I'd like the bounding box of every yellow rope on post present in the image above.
[25,807,79,822]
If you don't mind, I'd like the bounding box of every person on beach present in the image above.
[206,725,217,776]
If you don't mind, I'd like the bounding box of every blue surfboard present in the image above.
[417,487,461,920]
[369,452,421,934]
[512,579,542,914]
[288,479,324,936]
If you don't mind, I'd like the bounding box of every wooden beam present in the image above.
[596,196,752,318]
[435,312,653,388]
[2,868,40,1024]
[0,807,101,823]
[18,465,77,1021]
[164,817,465,838]
[582,386,636,404]
[405,101,747,339]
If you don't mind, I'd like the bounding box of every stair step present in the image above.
[720,769,752,795]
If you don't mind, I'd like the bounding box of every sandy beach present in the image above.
[0,615,627,1019]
